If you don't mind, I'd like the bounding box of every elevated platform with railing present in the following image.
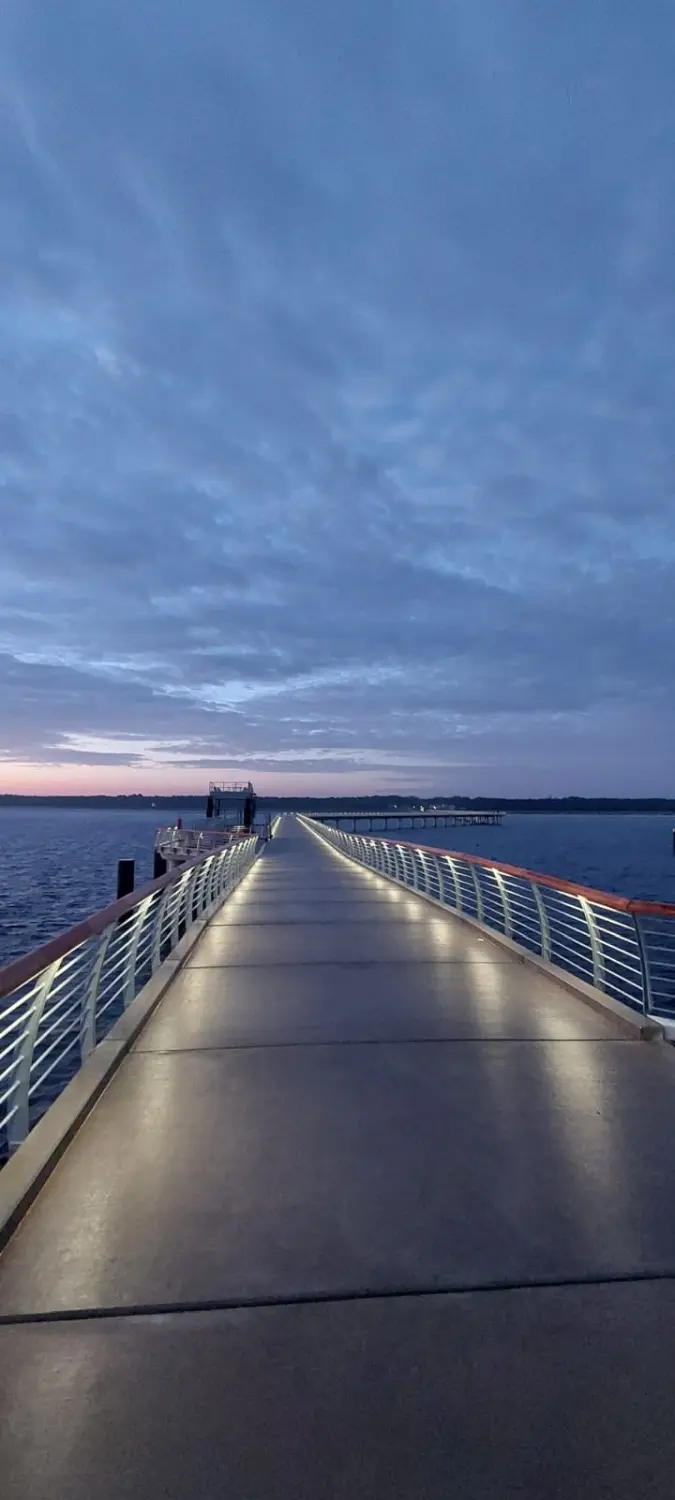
[2,813,675,1499]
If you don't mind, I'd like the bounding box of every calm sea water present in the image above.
[0,808,674,966]
[0,808,172,965]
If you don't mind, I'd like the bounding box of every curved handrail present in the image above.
[0,860,205,1002]
[302,818,675,1023]
[0,836,260,1158]
[372,837,675,918]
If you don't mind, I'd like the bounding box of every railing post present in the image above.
[224,847,236,897]
[151,885,172,971]
[445,857,462,912]
[226,847,239,895]
[174,870,189,936]
[196,857,212,917]
[9,958,63,1152]
[191,862,204,921]
[206,853,221,909]
[470,864,484,923]
[578,896,606,991]
[633,914,653,1016]
[191,861,204,919]
[530,880,551,961]
[123,896,153,1008]
[171,875,186,947]
[80,927,114,1061]
[492,869,512,938]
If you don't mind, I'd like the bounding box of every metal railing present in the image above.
[156,821,274,866]
[155,825,251,862]
[302,819,675,1023]
[0,836,259,1160]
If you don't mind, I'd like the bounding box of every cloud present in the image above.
[0,0,674,794]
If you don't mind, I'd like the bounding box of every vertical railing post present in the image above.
[9,958,63,1151]
[633,914,653,1017]
[199,857,213,915]
[217,850,229,903]
[191,862,205,922]
[531,876,552,960]
[445,857,462,912]
[81,927,114,1061]
[578,896,606,992]
[151,885,172,971]
[530,881,551,961]
[170,877,185,947]
[204,864,220,906]
[470,863,484,923]
[208,854,221,908]
[123,897,153,1008]
[492,869,512,938]
[207,853,221,909]
[227,846,240,894]
[193,859,206,918]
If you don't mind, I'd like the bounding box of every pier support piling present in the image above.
[116,859,135,901]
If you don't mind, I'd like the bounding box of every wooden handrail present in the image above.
[0,853,211,1001]
[346,833,675,918]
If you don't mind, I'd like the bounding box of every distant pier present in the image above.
[311,808,503,832]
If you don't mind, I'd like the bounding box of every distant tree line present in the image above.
[0,793,674,814]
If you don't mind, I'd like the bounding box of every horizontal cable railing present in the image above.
[301,819,675,1023]
[0,836,259,1161]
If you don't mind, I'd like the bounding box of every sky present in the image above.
[1,1,674,798]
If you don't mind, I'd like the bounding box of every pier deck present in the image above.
[3,817,675,1496]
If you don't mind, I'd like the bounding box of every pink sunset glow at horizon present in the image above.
[0,762,433,798]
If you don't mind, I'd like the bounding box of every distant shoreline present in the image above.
[1,795,674,815]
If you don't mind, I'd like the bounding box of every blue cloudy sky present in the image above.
[1,1,674,796]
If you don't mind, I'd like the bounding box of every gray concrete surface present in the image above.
[4,1281,675,1500]
[2,815,675,1497]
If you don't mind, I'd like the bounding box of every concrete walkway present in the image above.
[4,816,675,1495]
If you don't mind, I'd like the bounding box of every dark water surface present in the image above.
[0,809,674,966]
[0,808,171,965]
